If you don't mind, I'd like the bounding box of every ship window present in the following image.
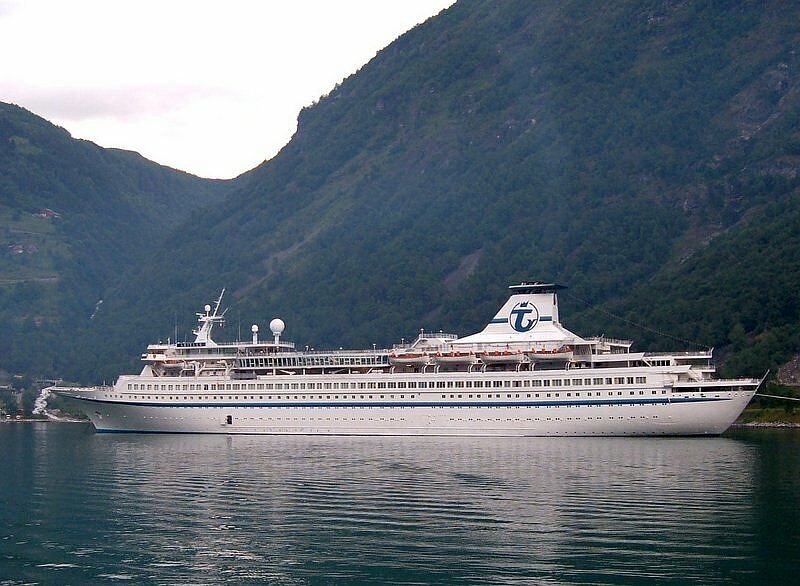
[378,383,386,389]
[455,381,464,388]
[532,380,542,387]
[147,385,152,390]
[388,382,396,389]
[447,382,454,388]
[573,379,582,386]
[593,378,603,385]
[636,377,647,384]
[552,380,561,386]
[627,377,634,384]
[615,378,625,384]
[493,381,502,388]
[523,381,530,387]
[408,382,417,388]
[204,385,209,390]
[474,381,483,388]
[543,380,550,387]
[513,381,521,388]
[504,381,511,387]
[606,378,613,385]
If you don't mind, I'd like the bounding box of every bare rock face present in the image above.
[778,353,800,386]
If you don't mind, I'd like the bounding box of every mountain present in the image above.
[0,102,233,374]
[15,0,800,382]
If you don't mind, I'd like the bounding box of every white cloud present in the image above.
[0,0,455,178]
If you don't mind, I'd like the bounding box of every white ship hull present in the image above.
[57,372,757,437]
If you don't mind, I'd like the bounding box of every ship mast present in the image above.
[193,289,227,345]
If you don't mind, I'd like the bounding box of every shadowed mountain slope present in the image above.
[0,102,234,374]
[34,0,800,381]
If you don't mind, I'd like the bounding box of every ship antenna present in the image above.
[213,288,225,317]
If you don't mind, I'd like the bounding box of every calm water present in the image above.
[1,424,798,585]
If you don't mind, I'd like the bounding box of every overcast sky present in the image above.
[0,0,455,179]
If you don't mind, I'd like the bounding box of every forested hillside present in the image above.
[0,103,233,374]
[10,0,800,382]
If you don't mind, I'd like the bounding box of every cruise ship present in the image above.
[53,283,762,435]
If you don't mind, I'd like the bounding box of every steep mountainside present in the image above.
[0,103,233,373]
[45,0,800,381]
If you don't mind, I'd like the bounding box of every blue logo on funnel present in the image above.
[509,301,539,332]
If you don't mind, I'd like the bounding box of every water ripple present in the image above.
[1,424,798,584]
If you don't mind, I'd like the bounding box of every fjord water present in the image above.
[1,424,798,584]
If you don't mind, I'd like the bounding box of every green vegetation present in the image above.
[0,103,234,376]
[4,1,800,389]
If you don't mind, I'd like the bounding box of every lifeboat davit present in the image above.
[432,351,479,365]
[479,350,527,364]
[388,352,431,366]
[526,346,573,362]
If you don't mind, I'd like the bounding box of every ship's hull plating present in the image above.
[61,390,754,436]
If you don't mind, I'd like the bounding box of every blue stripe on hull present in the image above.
[66,395,729,409]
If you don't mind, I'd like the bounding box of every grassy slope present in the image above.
[0,103,233,374]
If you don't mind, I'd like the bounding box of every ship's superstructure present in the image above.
[53,283,761,435]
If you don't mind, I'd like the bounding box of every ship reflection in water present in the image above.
[2,424,798,584]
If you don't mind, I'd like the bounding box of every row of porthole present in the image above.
[448,415,660,422]
[126,375,652,393]
[108,403,671,410]
[109,390,667,401]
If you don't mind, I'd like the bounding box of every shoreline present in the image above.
[731,421,800,428]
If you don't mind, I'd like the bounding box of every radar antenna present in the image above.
[192,289,228,346]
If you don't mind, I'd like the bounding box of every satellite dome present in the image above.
[251,324,259,333]
[270,318,285,335]
[204,304,212,313]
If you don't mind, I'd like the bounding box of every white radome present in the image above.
[270,318,285,335]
